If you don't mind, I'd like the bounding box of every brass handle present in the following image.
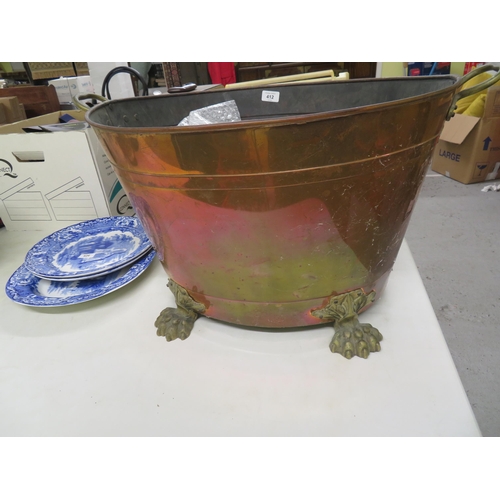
[447,64,500,120]
[72,93,108,111]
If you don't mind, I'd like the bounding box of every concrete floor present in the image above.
[405,170,500,437]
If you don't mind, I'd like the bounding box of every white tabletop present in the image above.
[0,228,481,436]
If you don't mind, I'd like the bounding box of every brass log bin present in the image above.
[86,65,500,359]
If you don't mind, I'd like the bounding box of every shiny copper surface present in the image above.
[87,77,459,328]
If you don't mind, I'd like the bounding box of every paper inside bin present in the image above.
[178,100,241,126]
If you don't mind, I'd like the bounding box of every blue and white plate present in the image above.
[35,246,153,282]
[6,250,156,307]
[25,217,152,280]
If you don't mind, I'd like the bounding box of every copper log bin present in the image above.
[86,68,500,358]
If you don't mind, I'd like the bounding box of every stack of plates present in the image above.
[5,217,156,307]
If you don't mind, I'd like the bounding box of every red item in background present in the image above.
[208,63,236,85]
[464,63,485,75]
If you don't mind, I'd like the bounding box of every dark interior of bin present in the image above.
[88,76,459,129]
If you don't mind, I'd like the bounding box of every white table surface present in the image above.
[0,227,481,436]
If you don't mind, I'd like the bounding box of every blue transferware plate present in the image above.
[5,250,155,307]
[36,245,153,282]
[25,217,152,280]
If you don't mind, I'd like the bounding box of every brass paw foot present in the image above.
[155,279,206,342]
[312,288,383,359]
[330,322,382,359]
[155,307,197,341]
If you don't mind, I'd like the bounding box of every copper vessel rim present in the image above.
[85,75,462,135]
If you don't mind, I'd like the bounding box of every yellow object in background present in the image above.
[462,94,487,117]
[455,73,494,116]
[0,63,13,73]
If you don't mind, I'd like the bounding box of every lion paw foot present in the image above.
[154,307,197,341]
[330,322,383,359]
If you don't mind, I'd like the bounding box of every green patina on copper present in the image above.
[312,289,382,359]
[155,279,206,342]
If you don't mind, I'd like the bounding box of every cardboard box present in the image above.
[431,85,500,184]
[0,110,134,231]
[49,76,95,105]
[49,78,72,104]
[0,96,24,124]
[18,103,27,121]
